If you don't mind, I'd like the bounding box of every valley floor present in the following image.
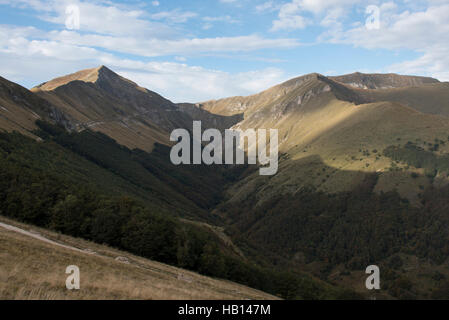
[0,216,277,300]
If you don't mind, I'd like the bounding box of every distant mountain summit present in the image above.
[32,65,179,122]
[31,66,195,151]
[35,66,107,91]
[2,67,447,153]
[35,65,157,99]
[196,70,449,206]
[329,72,439,89]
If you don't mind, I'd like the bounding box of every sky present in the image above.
[0,0,448,102]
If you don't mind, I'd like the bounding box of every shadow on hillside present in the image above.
[215,153,449,299]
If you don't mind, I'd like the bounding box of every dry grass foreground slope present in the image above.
[0,216,277,300]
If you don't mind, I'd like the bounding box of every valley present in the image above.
[1,67,449,300]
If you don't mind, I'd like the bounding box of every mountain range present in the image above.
[1,66,449,300]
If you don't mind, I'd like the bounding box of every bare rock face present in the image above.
[115,256,130,264]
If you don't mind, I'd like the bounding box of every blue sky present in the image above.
[0,0,448,102]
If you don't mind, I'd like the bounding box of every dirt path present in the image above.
[0,222,94,255]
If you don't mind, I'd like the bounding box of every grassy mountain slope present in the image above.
[199,73,358,117]
[197,72,449,298]
[350,83,449,117]
[0,76,73,138]
[31,66,248,151]
[200,73,449,203]
[0,216,278,300]
[32,66,192,151]
[329,72,439,89]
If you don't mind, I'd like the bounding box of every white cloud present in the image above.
[3,0,448,104]
[256,1,279,13]
[0,0,301,102]
[271,0,362,31]
[151,9,198,24]
[46,30,299,57]
[203,15,238,23]
[202,23,213,30]
[298,0,361,14]
[201,15,239,29]
[268,0,449,81]
[3,0,170,37]
[218,0,244,7]
[117,62,287,102]
[0,25,290,102]
[389,48,449,81]
[271,1,309,31]
[174,56,187,62]
[0,0,298,57]
[272,14,308,31]
[0,23,298,61]
[328,4,449,50]
[324,3,449,80]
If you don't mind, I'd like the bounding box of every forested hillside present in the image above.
[0,126,358,299]
[218,161,449,299]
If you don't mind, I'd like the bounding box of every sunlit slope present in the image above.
[32,66,193,151]
[199,73,325,117]
[201,73,449,204]
[329,72,439,89]
[0,217,277,300]
[226,100,449,204]
[350,83,449,117]
[199,73,362,118]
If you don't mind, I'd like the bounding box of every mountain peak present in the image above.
[274,73,326,91]
[32,65,125,92]
[95,65,120,79]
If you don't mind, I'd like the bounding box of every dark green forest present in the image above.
[219,170,449,299]
[384,141,449,178]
